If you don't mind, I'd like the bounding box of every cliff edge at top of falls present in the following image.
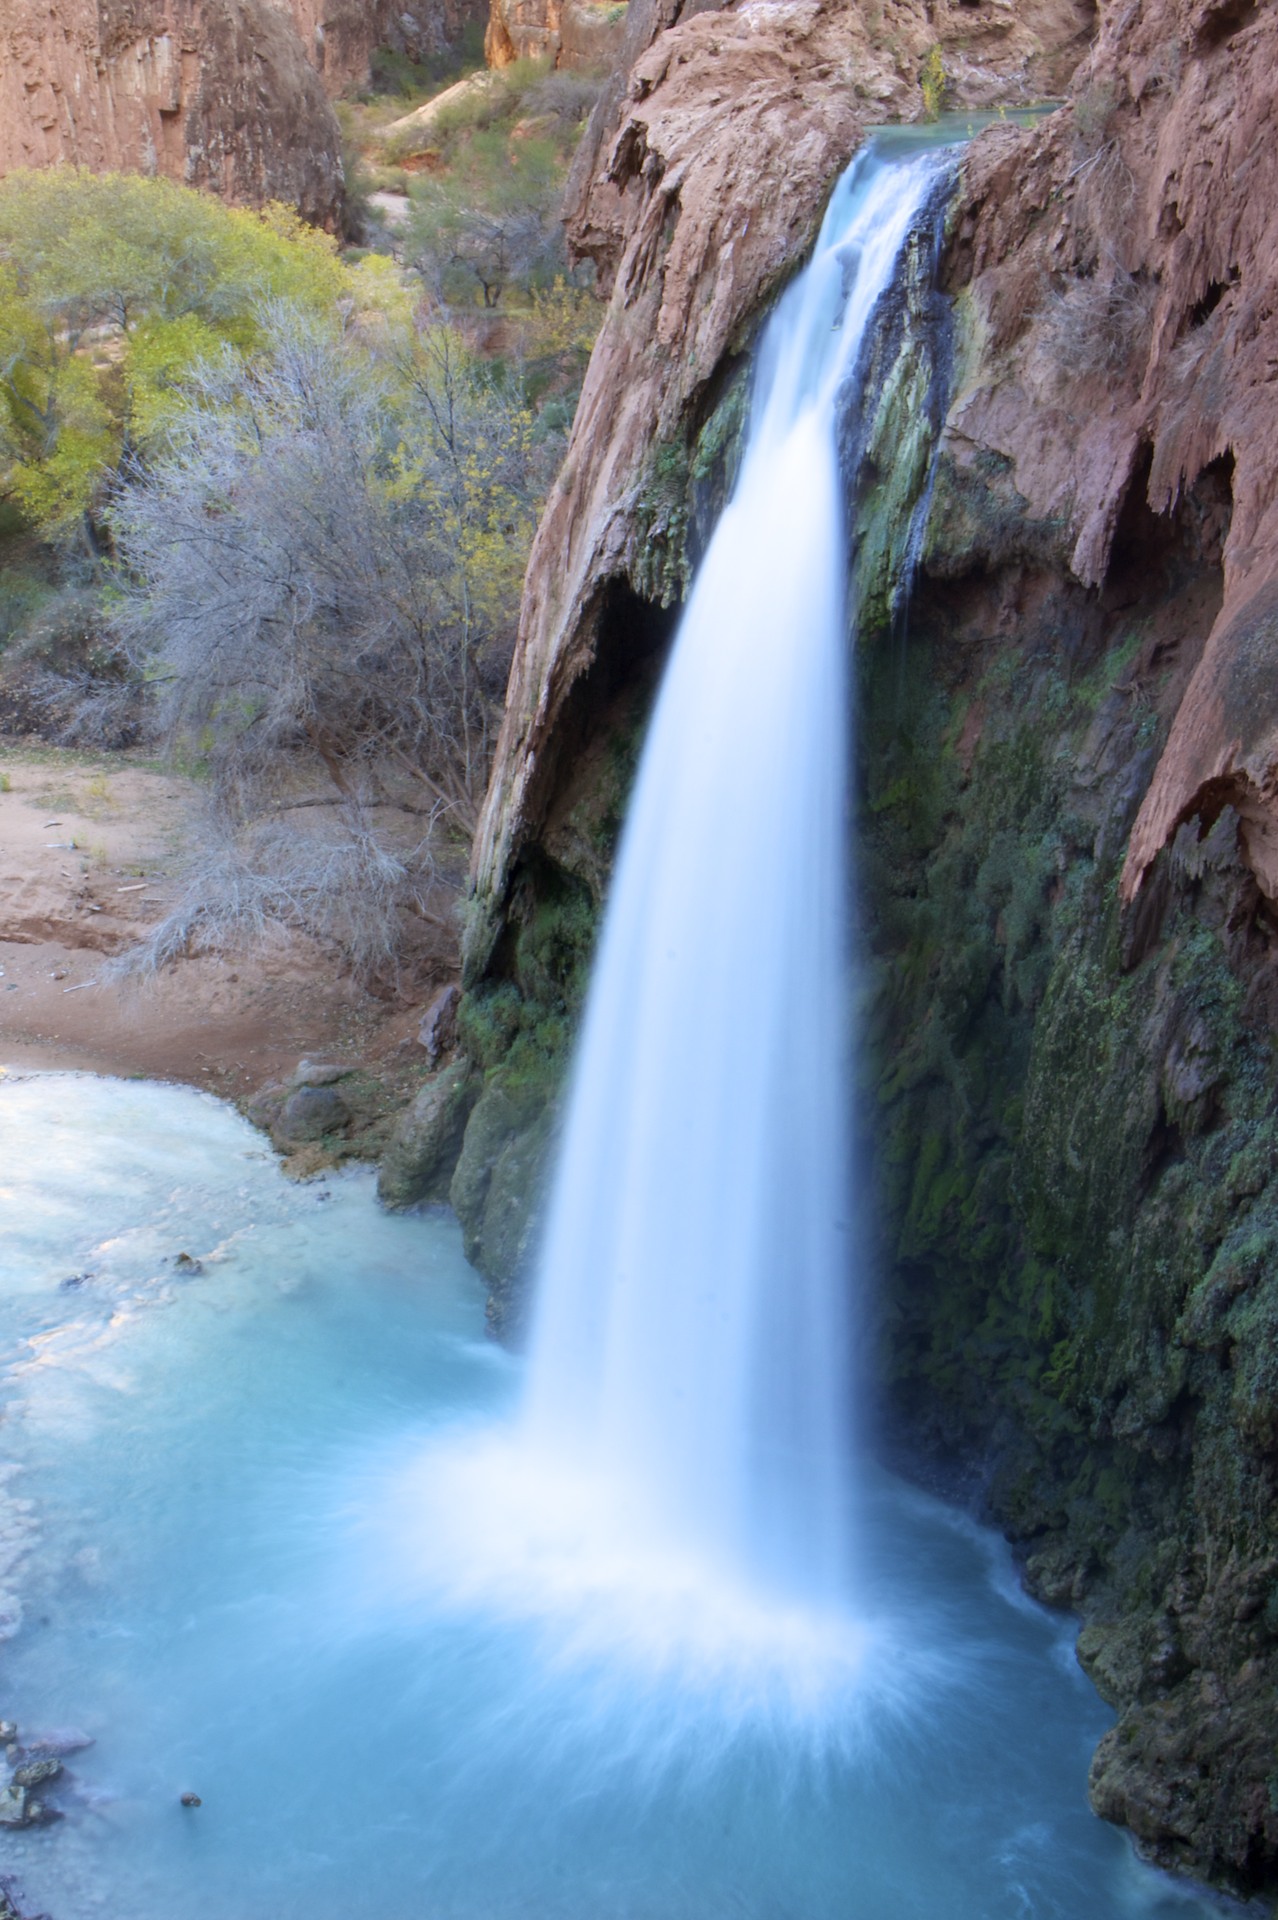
[463,0,1094,968]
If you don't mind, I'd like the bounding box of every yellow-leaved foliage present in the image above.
[0,169,349,533]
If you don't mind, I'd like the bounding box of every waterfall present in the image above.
[520,138,958,1609]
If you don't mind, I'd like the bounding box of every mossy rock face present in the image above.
[377,1062,479,1211]
[861,432,1278,1894]
[449,1080,550,1264]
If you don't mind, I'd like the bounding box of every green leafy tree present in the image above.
[0,170,348,539]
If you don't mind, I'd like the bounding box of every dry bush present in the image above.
[1040,265,1158,385]
[108,795,459,988]
[106,300,548,981]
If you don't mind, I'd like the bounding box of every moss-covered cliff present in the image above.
[863,432,1278,1896]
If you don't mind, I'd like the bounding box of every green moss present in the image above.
[631,439,692,607]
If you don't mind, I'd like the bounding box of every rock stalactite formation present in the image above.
[409,0,1278,1898]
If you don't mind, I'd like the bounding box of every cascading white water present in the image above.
[521,138,957,1606]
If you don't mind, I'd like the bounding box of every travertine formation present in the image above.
[467,0,1093,964]
[941,0,1278,911]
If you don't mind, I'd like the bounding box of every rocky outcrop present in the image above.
[933,1,1278,919]
[0,0,346,221]
[378,1060,479,1209]
[0,0,489,219]
[485,0,627,71]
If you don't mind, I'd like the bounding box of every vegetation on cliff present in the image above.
[0,73,601,986]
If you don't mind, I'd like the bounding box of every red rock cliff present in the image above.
[0,0,345,219]
[938,0,1278,912]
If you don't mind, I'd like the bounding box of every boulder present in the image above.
[12,1759,59,1791]
[274,1085,351,1145]
[378,1062,478,1210]
[419,984,461,1065]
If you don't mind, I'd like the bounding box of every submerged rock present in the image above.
[23,1730,92,1758]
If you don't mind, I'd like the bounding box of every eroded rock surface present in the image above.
[485,0,627,70]
[0,0,345,220]
[935,1,1278,914]
[0,0,488,219]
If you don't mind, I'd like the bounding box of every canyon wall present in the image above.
[0,0,344,220]
[484,0,627,73]
[0,0,486,223]
[378,0,1278,1897]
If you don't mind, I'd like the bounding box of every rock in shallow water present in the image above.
[377,1061,477,1209]
[12,1759,59,1791]
[275,1085,351,1145]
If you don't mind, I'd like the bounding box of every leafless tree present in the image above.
[106,301,546,980]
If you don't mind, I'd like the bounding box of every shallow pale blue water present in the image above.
[0,1073,1232,1919]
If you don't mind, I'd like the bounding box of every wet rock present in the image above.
[418,984,461,1066]
[378,1062,478,1211]
[23,1730,92,1758]
[173,1252,204,1275]
[180,1791,202,1807]
[13,1759,60,1791]
[274,1086,351,1146]
[0,1787,27,1827]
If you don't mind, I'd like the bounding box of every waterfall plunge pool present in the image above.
[0,1071,1231,1920]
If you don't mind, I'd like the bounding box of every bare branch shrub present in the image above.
[107,300,548,980]
[107,795,456,987]
[1040,265,1158,386]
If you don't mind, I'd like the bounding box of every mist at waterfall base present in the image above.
[1,1077,1225,1920]
[0,134,1232,1920]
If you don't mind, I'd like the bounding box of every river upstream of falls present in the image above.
[0,1071,1231,1919]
